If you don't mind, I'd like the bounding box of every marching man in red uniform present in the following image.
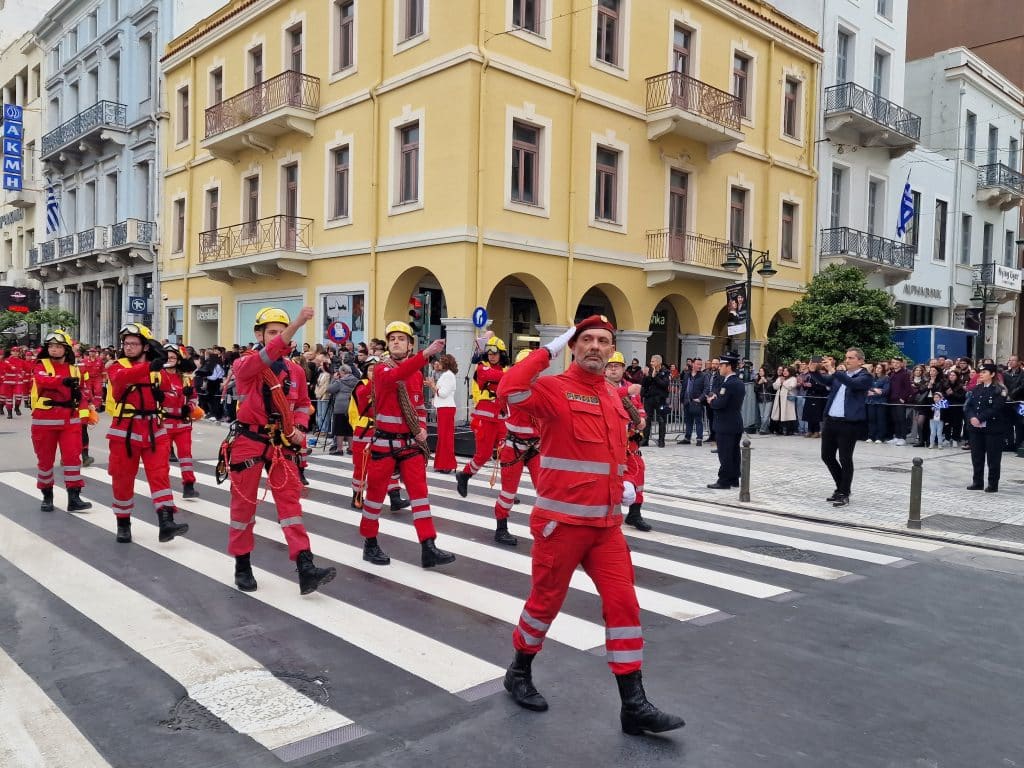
[161,344,203,499]
[0,348,12,417]
[456,335,508,498]
[605,351,653,532]
[497,315,684,736]
[31,330,93,513]
[227,306,336,595]
[79,347,104,466]
[16,346,33,415]
[3,347,23,417]
[106,323,189,545]
[359,321,454,568]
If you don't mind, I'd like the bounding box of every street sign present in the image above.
[326,320,351,344]
[472,306,488,328]
[2,103,23,192]
[128,296,148,314]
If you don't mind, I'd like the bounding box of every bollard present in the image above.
[739,438,752,502]
[907,456,923,529]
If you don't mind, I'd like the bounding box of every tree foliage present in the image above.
[0,308,79,342]
[765,265,901,366]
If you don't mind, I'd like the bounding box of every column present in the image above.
[536,324,568,377]
[99,281,115,348]
[79,286,94,345]
[679,334,714,364]
[14,74,25,107]
[441,317,478,422]
[614,330,652,369]
[746,341,764,368]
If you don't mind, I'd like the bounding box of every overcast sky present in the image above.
[0,0,59,52]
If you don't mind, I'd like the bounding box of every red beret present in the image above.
[570,314,615,345]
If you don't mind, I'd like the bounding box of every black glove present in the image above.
[62,376,79,387]
[149,357,166,372]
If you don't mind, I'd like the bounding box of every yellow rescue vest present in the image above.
[105,359,163,417]
[31,358,90,418]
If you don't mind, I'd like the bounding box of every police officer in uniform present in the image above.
[964,362,1008,493]
[706,354,745,489]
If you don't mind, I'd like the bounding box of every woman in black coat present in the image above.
[964,363,1008,492]
[940,369,967,447]
[801,360,828,438]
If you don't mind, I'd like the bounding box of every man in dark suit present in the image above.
[640,355,671,447]
[809,348,872,507]
[706,355,745,489]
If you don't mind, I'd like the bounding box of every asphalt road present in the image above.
[0,419,1021,768]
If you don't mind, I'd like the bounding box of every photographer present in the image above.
[640,354,671,447]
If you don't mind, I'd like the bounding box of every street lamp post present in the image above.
[970,281,998,361]
[721,240,777,368]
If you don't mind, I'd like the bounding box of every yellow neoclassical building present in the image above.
[159,0,820,380]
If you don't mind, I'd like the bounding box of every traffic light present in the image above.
[408,295,423,337]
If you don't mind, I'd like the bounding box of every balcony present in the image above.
[75,226,109,254]
[643,229,736,288]
[976,164,1024,210]
[28,247,38,266]
[196,214,313,283]
[203,71,320,160]
[823,83,921,158]
[26,219,156,278]
[974,261,1022,302]
[820,226,915,286]
[40,101,128,161]
[645,72,744,159]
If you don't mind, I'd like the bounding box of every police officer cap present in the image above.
[979,362,999,374]
[720,354,740,368]
[570,314,615,345]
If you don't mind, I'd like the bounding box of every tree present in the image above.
[765,265,901,366]
[0,308,79,345]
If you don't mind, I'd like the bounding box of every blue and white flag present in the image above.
[45,178,60,236]
[937,399,949,409]
[1017,403,1024,417]
[895,175,914,238]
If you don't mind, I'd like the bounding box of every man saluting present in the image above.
[497,315,684,736]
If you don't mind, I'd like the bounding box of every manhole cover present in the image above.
[162,670,330,732]
[743,544,815,561]
[870,466,913,473]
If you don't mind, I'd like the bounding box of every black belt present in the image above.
[370,429,422,463]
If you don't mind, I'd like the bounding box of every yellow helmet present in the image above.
[385,320,416,341]
[44,329,74,348]
[119,322,153,341]
[606,351,626,366]
[254,307,291,329]
[515,348,531,364]
[484,337,507,353]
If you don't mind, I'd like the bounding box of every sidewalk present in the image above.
[641,431,1024,554]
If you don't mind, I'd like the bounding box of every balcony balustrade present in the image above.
[824,83,920,157]
[40,101,127,160]
[644,71,744,157]
[820,226,915,285]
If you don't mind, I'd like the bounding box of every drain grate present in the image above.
[870,466,913,473]
[743,543,816,561]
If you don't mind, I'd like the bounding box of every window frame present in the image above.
[866,178,885,236]
[285,23,304,73]
[729,186,749,248]
[960,213,972,265]
[732,50,753,123]
[829,166,845,229]
[333,0,357,75]
[388,109,426,215]
[965,111,977,164]
[588,133,629,232]
[782,76,801,140]
[835,28,852,85]
[905,189,921,250]
[507,0,551,49]
[510,121,540,207]
[780,200,798,263]
[933,199,948,262]
[590,0,630,79]
[394,0,429,53]
[982,221,994,264]
[172,198,186,254]
[594,146,619,223]
[504,107,552,218]
[332,144,351,221]
[209,66,224,107]
[1005,229,1016,267]
[176,85,190,145]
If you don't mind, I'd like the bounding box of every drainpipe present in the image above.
[566,0,580,326]
[181,53,197,345]
[949,82,965,338]
[475,0,490,313]
[368,7,386,335]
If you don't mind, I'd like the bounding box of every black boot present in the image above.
[14,404,21,416]
[40,487,54,512]
[494,518,518,546]
[156,506,189,543]
[625,503,652,532]
[616,670,685,736]
[234,553,257,592]
[388,488,410,511]
[296,549,337,595]
[503,651,548,711]
[456,470,471,497]
[182,482,199,499]
[169,449,178,463]
[362,537,391,565]
[115,517,132,543]
[67,488,92,512]
[421,537,456,568]
[299,467,310,486]
[81,449,94,468]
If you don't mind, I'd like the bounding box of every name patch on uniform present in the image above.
[565,392,600,405]
[719,388,726,395]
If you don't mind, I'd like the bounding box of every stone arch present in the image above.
[640,293,701,367]
[573,282,636,330]
[381,266,451,338]
[482,272,559,356]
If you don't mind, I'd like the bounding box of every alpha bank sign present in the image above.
[2,104,23,192]
[901,283,944,304]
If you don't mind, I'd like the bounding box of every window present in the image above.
[960,214,972,265]
[934,200,948,261]
[781,202,796,261]
[596,0,620,66]
[783,77,800,138]
[905,190,921,248]
[1010,138,1019,171]
[867,180,882,235]
[511,121,540,205]
[1006,230,1016,267]
[398,122,420,204]
[110,0,119,21]
[669,169,687,235]
[988,125,998,166]
[87,12,97,39]
[140,35,152,100]
[250,46,264,86]
[836,30,851,84]
[331,146,350,219]
[983,222,994,264]
[244,176,259,239]
[106,172,118,224]
[733,53,750,118]
[206,188,219,232]
[594,146,619,221]
[336,0,355,71]
[830,167,844,229]
[288,25,303,72]
[872,50,888,96]
[69,29,77,56]
[283,164,299,247]
[108,55,120,102]
[729,187,747,246]
[876,0,891,20]
[513,0,540,35]
[673,24,691,74]
[31,65,41,100]
[210,67,223,106]
[176,86,189,143]
[172,199,185,253]
[965,111,976,164]
[402,0,424,41]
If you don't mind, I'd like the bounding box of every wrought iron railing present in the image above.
[975,261,1023,290]
[646,229,731,269]
[824,82,921,141]
[75,227,108,252]
[58,234,75,258]
[205,70,320,139]
[645,71,742,132]
[977,163,1024,194]
[820,226,916,270]
[111,219,157,248]
[198,215,313,263]
[41,100,127,158]
[41,241,55,261]
[28,247,38,266]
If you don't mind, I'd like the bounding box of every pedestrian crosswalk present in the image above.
[0,452,948,767]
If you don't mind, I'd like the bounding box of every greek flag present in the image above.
[1017,403,1024,416]
[45,179,61,236]
[938,399,949,409]
[895,176,914,238]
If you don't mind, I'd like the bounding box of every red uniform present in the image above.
[0,353,13,414]
[161,369,199,485]
[498,348,642,675]
[349,377,403,505]
[16,354,32,410]
[79,355,104,409]
[106,359,175,520]
[31,358,89,490]
[462,361,506,476]
[493,392,540,521]
[616,382,647,505]
[228,335,313,561]
[360,351,436,541]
